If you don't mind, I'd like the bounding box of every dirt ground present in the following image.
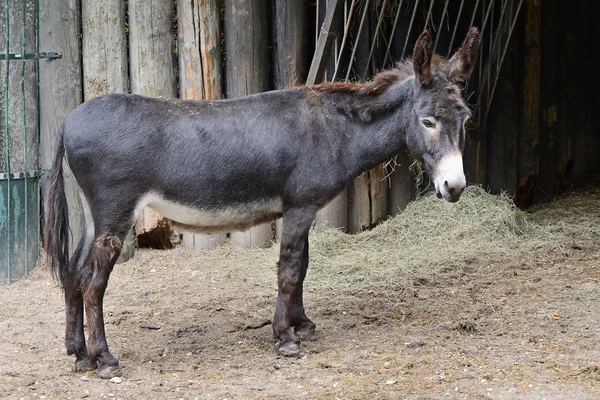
[1,189,599,399]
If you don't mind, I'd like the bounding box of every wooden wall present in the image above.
[36,0,600,258]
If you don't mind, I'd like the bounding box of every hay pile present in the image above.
[190,184,599,289]
[303,184,599,288]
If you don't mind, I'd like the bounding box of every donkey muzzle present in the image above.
[434,151,466,203]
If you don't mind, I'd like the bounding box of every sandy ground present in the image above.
[1,192,599,399]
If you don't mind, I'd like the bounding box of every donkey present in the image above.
[44,28,480,378]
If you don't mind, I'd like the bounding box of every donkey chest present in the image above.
[136,193,283,234]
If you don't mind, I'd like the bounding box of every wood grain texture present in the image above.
[178,0,226,250]
[225,0,272,249]
[129,0,177,246]
[39,0,84,257]
[82,0,134,262]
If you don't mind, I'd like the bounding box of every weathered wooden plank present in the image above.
[387,151,415,216]
[39,0,84,258]
[225,0,272,249]
[306,0,343,86]
[271,0,308,242]
[178,0,226,250]
[347,173,370,233]
[313,0,347,231]
[82,0,134,262]
[369,164,388,225]
[514,0,541,209]
[0,0,38,279]
[129,0,178,247]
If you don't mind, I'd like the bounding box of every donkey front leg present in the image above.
[83,232,123,378]
[273,208,317,355]
[289,234,316,339]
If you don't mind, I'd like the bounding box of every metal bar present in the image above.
[365,0,388,77]
[344,0,369,82]
[468,0,481,37]
[381,0,404,70]
[424,0,435,29]
[433,0,450,53]
[446,0,466,58]
[479,0,496,41]
[306,0,344,85]
[0,169,47,179]
[4,0,11,283]
[400,0,419,60]
[331,0,357,82]
[35,0,41,266]
[0,51,61,60]
[485,0,523,119]
[22,0,28,278]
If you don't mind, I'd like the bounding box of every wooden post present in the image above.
[39,0,84,257]
[387,151,415,216]
[271,0,308,242]
[224,0,273,249]
[514,0,541,209]
[310,0,348,232]
[128,0,178,248]
[81,0,134,262]
[177,0,226,250]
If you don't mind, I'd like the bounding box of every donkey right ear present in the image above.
[447,27,481,84]
[412,30,433,87]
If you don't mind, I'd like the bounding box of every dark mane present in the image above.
[299,56,454,122]
[305,60,415,96]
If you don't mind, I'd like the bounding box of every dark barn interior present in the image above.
[479,0,600,208]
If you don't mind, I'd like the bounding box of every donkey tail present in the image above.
[44,124,70,286]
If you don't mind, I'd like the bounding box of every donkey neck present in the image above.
[325,79,416,177]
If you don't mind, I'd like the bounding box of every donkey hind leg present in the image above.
[64,193,96,372]
[290,234,316,340]
[82,219,131,379]
[273,208,317,356]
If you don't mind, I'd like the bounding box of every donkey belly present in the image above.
[136,192,283,234]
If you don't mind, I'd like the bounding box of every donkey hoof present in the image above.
[294,322,316,340]
[73,357,95,373]
[98,364,122,379]
[277,339,301,356]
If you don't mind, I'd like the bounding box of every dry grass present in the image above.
[188,184,599,292]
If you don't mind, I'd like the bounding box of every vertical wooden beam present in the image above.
[178,0,226,250]
[129,0,178,247]
[311,0,347,232]
[514,0,540,209]
[82,0,134,262]
[387,151,415,216]
[129,0,176,97]
[225,0,273,249]
[39,0,84,258]
[271,0,308,242]
[306,0,343,86]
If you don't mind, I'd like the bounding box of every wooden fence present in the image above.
[34,0,522,261]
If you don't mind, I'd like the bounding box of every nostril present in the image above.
[444,180,456,194]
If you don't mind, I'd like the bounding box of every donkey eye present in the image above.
[421,118,435,129]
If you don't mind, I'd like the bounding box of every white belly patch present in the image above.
[134,193,283,234]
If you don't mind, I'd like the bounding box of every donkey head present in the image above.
[406,27,480,202]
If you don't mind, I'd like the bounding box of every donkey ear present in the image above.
[412,30,433,87]
[447,27,481,84]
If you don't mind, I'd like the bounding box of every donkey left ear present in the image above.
[447,27,481,84]
[413,30,433,87]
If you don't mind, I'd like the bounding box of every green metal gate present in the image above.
[0,0,58,283]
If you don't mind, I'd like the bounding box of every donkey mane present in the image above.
[301,56,451,122]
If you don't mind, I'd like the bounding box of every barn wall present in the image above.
[482,0,599,206]
[33,0,600,260]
